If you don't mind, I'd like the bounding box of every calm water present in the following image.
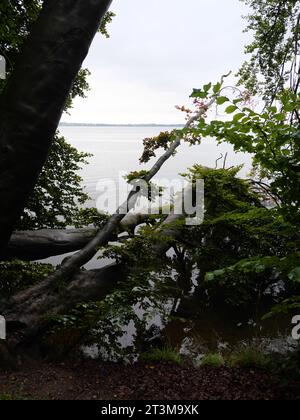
[59,125,253,208]
[46,126,252,267]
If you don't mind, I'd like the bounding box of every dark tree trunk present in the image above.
[0,0,113,257]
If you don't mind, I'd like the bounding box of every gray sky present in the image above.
[62,0,250,124]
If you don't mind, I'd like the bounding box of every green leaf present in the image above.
[225,105,238,114]
[203,82,212,93]
[233,113,245,122]
[216,96,229,105]
[274,113,286,122]
[233,98,244,105]
[241,116,250,124]
[191,89,207,99]
[213,82,221,94]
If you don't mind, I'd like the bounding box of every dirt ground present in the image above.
[0,359,298,400]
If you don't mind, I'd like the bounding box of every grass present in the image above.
[200,353,225,368]
[140,346,270,370]
[229,348,271,369]
[140,346,183,365]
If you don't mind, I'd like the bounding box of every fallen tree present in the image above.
[2,211,184,355]
[6,228,98,261]
[6,213,151,260]
[1,74,230,357]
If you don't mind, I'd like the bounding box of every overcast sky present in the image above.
[62,0,250,124]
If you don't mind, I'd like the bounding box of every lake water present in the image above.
[59,125,253,209]
[44,125,252,269]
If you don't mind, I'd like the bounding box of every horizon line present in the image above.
[59,122,185,127]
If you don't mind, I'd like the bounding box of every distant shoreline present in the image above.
[59,122,184,128]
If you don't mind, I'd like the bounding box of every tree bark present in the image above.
[6,214,151,260]
[0,0,113,257]
[6,228,98,261]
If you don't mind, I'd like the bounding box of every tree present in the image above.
[4,166,298,360]
[238,0,300,102]
[0,0,115,104]
[0,0,114,231]
[17,136,91,230]
[2,84,222,347]
[0,0,113,256]
[188,87,300,223]
[1,0,299,367]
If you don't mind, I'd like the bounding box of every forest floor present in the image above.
[0,359,298,400]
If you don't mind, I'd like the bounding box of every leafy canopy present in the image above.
[238,0,300,102]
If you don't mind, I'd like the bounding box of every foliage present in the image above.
[181,166,262,216]
[45,166,300,357]
[270,346,300,383]
[138,79,228,166]
[45,167,300,357]
[103,224,173,266]
[73,208,110,229]
[46,267,181,361]
[99,11,116,38]
[140,131,176,164]
[200,353,225,368]
[124,170,164,203]
[125,170,150,182]
[17,135,91,229]
[176,167,299,314]
[185,86,300,223]
[238,0,300,101]
[262,296,300,320]
[157,4,300,326]
[204,254,300,309]
[0,260,53,303]
[64,68,91,112]
[1,0,298,365]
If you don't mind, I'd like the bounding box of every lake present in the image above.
[44,125,252,269]
[59,125,253,210]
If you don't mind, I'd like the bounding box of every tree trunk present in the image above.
[0,0,113,257]
[2,213,184,351]
[6,228,98,261]
[6,214,151,260]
